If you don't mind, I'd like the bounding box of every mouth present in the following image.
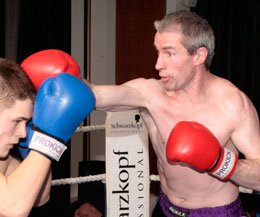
[160,76,169,82]
[8,144,15,148]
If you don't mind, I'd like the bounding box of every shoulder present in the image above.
[124,78,166,104]
[215,77,259,129]
[123,78,163,93]
[215,79,260,158]
[223,83,254,115]
[124,78,160,86]
[213,77,252,112]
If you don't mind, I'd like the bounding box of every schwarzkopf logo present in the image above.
[110,114,143,130]
[109,114,144,135]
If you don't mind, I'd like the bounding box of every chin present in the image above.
[162,82,175,91]
[164,86,175,92]
[0,153,9,160]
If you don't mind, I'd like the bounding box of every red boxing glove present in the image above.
[166,121,238,180]
[21,49,81,90]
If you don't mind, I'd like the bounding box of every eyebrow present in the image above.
[15,117,30,121]
[162,46,175,51]
[154,45,176,51]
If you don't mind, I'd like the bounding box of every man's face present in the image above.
[154,31,196,91]
[74,202,102,217]
[0,99,33,158]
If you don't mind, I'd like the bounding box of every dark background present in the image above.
[192,0,260,114]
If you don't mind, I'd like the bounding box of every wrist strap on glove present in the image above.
[208,147,238,180]
[29,126,67,161]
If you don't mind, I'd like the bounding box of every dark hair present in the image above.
[154,10,215,69]
[0,58,36,110]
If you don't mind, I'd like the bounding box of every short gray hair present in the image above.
[154,10,215,70]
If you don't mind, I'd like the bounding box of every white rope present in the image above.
[150,174,160,181]
[239,186,255,194]
[52,174,160,186]
[52,174,106,186]
[75,125,105,133]
[52,174,258,195]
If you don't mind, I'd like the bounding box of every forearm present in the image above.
[81,78,146,112]
[82,78,94,90]
[34,168,52,207]
[0,152,51,216]
[81,79,109,110]
[230,158,260,191]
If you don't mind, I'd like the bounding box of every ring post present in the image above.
[105,110,150,217]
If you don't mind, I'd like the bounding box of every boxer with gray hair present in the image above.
[83,10,259,217]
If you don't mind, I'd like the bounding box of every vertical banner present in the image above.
[106,110,150,217]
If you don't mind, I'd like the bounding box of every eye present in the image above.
[167,52,174,57]
[13,120,21,126]
[15,120,27,127]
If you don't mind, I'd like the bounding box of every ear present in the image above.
[193,47,208,66]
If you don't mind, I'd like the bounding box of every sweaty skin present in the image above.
[84,31,260,209]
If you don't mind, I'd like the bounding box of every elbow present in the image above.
[94,95,109,111]
[0,198,33,217]
[34,194,50,207]
[0,207,30,217]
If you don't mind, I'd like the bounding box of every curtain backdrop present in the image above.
[0,0,5,57]
[17,0,71,64]
[16,1,72,217]
[192,0,260,114]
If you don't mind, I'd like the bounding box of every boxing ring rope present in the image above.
[75,124,105,133]
[52,124,258,195]
[52,174,160,186]
[51,172,256,195]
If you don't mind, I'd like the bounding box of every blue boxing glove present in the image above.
[18,120,33,159]
[28,73,96,161]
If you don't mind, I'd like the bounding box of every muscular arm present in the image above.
[82,78,147,111]
[229,92,260,191]
[231,159,260,191]
[32,168,51,207]
[6,155,52,207]
[0,151,51,217]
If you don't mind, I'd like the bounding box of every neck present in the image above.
[175,68,214,102]
[0,154,10,174]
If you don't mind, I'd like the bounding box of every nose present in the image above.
[16,122,27,139]
[155,53,165,71]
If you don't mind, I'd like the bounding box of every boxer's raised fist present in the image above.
[21,49,80,90]
[166,121,238,180]
[28,73,96,161]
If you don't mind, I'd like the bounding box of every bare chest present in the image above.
[141,98,234,149]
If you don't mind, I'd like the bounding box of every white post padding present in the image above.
[106,110,150,217]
